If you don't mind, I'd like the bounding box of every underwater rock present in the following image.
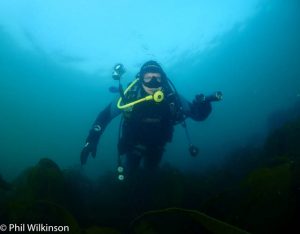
[129,207,249,234]
[38,157,61,171]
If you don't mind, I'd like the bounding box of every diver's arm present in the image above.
[81,98,121,165]
[87,97,121,143]
[179,94,212,121]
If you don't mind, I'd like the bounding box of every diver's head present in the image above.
[139,60,167,94]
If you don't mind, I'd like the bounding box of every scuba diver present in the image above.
[80,60,222,179]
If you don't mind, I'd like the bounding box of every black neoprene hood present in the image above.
[139,60,167,79]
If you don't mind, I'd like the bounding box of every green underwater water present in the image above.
[0,0,300,233]
[0,0,299,180]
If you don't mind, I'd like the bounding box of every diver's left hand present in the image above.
[80,142,97,165]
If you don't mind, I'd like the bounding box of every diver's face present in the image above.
[142,72,162,95]
[143,72,162,83]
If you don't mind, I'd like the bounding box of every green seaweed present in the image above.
[238,163,295,233]
[10,158,66,205]
[264,117,300,160]
[129,207,250,234]
[84,226,121,234]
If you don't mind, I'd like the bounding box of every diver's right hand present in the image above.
[80,142,97,165]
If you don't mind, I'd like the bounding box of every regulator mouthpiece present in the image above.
[153,90,164,103]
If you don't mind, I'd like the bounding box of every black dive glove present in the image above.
[80,125,102,165]
[191,92,222,120]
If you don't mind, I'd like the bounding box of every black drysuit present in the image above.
[83,82,212,175]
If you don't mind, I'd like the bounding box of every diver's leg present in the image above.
[137,146,164,209]
[124,145,145,176]
[143,146,164,172]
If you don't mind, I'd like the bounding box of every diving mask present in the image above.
[143,74,162,88]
